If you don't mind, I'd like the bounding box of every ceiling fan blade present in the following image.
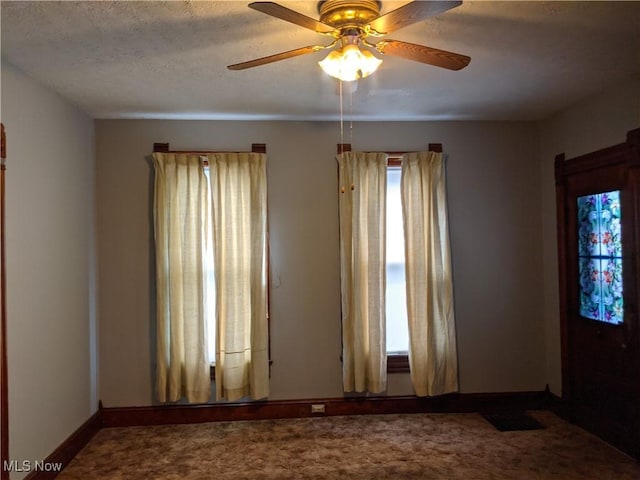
[368,1,462,35]
[249,2,336,34]
[376,40,470,71]
[227,45,324,70]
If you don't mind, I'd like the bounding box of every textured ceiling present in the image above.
[1,1,639,121]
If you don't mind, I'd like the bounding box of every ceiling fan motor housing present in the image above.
[318,0,382,29]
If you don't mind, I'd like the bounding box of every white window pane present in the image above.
[386,169,405,263]
[204,168,216,364]
[387,264,409,353]
[386,168,409,354]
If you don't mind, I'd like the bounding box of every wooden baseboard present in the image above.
[14,390,552,478]
[21,410,102,480]
[101,390,550,428]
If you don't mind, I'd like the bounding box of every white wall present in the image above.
[1,61,97,479]
[95,119,546,407]
[539,78,640,396]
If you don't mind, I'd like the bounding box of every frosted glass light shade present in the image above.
[318,44,382,82]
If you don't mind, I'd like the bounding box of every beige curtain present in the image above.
[401,151,458,397]
[208,152,269,401]
[338,151,388,393]
[152,153,211,403]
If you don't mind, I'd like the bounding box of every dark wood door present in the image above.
[556,129,640,458]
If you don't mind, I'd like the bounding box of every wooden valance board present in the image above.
[153,143,266,154]
[337,143,443,154]
[337,143,444,166]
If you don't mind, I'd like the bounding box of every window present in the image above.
[577,190,624,324]
[153,151,270,403]
[338,149,458,395]
[386,162,410,372]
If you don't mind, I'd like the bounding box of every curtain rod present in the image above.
[153,142,267,154]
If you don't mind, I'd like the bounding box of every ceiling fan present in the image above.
[227,0,471,79]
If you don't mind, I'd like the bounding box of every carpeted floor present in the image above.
[59,410,640,479]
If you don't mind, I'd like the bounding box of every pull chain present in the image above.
[339,80,344,151]
[349,80,354,147]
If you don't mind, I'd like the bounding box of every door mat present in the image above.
[482,412,544,432]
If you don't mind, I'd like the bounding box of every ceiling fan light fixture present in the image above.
[318,43,382,82]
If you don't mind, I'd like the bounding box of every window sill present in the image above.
[387,354,409,373]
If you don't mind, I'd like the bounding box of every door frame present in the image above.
[1,123,8,480]
[554,127,640,457]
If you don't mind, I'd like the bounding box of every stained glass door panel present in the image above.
[577,190,623,324]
